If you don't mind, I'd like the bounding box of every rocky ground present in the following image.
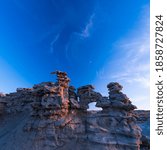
[0,71,150,150]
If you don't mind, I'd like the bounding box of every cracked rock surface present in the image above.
[0,71,149,150]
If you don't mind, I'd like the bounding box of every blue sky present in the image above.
[0,0,150,109]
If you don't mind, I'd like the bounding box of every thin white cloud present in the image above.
[80,13,95,38]
[93,5,150,109]
[63,12,95,63]
[70,13,95,39]
[116,35,150,88]
[50,34,59,53]
[99,4,149,86]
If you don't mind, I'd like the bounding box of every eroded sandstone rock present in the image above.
[77,85,102,110]
[0,71,146,150]
[0,88,33,114]
[96,82,137,112]
[134,110,150,150]
[68,86,80,109]
[0,93,6,115]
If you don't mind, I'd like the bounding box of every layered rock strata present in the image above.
[0,93,6,115]
[134,110,150,150]
[0,71,146,150]
[95,82,141,149]
[77,85,102,110]
[0,88,33,114]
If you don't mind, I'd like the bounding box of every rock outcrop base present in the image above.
[0,71,149,150]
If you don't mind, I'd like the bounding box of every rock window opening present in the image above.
[87,102,102,111]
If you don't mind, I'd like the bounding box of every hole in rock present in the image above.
[87,102,102,111]
[77,97,80,102]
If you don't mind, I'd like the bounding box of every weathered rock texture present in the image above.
[0,71,149,150]
[134,110,150,150]
[0,93,6,115]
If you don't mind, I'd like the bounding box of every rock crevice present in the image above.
[0,71,149,150]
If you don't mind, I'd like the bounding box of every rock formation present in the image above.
[77,85,102,110]
[0,93,6,115]
[134,110,150,150]
[0,71,149,150]
[68,86,79,109]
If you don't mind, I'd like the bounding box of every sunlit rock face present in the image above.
[0,71,147,150]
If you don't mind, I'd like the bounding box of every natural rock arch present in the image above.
[0,71,143,150]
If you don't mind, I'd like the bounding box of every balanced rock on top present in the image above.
[96,82,137,112]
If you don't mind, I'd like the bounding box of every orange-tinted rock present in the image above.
[0,72,145,150]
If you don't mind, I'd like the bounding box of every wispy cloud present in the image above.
[69,12,95,39]
[98,4,149,85]
[95,28,150,89]
[64,12,95,62]
[94,5,150,109]
[114,33,150,87]
[80,13,95,38]
[50,34,59,53]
